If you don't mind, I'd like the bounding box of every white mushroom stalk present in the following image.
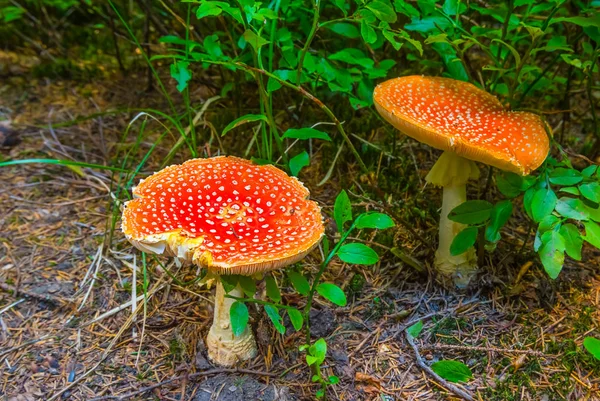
[425,151,479,288]
[206,282,257,365]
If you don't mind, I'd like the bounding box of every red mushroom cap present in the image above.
[373,76,550,175]
[121,156,324,275]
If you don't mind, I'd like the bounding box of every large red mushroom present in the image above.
[122,156,324,365]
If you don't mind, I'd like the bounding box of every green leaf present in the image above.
[582,165,598,177]
[492,39,521,66]
[355,212,395,229]
[310,338,327,362]
[555,197,589,221]
[287,271,310,296]
[265,276,281,303]
[220,275,239,293]
[583,221,600,248]
[282,128,331,141]
[448,200,493,224]
[531,187,558,223]
[538,230,566,279]
[450,227,478,256]
[360,20,377,44]
[431,360,473,383]
[289,151,309,177]
[316,283,347,306]
[382,29,403,50]
[327,22,360,38]
[328,375,340,384]
[170,61,192,92]
[559,223,583,261]
[243,29,269,50]
[496,172,532,198]
[366,0,397,23]
[337,243,380,265]
[230,301,249,337]
[583,337,600,360]
[287,308,304,331]
[485,201,513,242]
[196,2,222,19]
[549,168,583,186]
[334,190,352,232]
[222,114,268,136]
[560,187,580,196]
[579,182,600,203]
[264,305,286,334]
[406,320,423,338]
[237,275,256,297]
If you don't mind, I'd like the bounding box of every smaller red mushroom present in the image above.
[122,156,324,365]
[374,76,550,287]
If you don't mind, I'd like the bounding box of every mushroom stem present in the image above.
[425,151,480,288]
[435,184,477,288]
[206,280,257,366]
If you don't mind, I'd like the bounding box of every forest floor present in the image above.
[0,62,599,401]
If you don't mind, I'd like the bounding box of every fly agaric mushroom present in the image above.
[121,156,324,365]
[374,76,549,287]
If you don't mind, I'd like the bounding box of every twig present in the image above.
[422,343,547,357]
[88,368,278,400]
[0,281,70,305]
[0,298,25,315]
[405,334,475,401]
[0,334,52,359]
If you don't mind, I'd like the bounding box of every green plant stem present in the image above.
[201,59,368,172]
[0,159,128,172]
[296,0,320,85]
[587,50,600,157]
[303,223,355,344]
[184,3,196,151]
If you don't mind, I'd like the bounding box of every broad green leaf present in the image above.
[220,275,239,293]
[406,320,423,338]
[238,275,256,297]
[448,200,493,224]
[265,276,281,303]
[485,200,513,242]
[366,0,397,23]
[170,61,191,92]
[431,360,473,383]
[583,221,600,248]
[582,165,598,177]
[310,338,327,362]
[531,187,557,223]
[327,23,360,38]
[382,29,403,50]
[360,20,377,44]
[442,0,465,15]
[337,243,379,265]
[243,29,269,50]
[289,151,309,177]
[450,227,478,256]
[559,223,583,261]
[579,182,600,203]
[334,190,352,231]
[555,197,589,221]
[282,128,331,141]
[560,187,580,196]
[583,337,600,360]
[316,283,347,306]
[230,301,249,337]
[538,230,566,279]
[196,2,222,19]
[264,304,286,334]
[355,212,395,229]
[287,271,310,295]
[222,114,268,136]
[287,308,304,331]
[549,168,583,186]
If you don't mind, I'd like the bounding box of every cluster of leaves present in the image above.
[496,158,600,278]
[224,190,394,398]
